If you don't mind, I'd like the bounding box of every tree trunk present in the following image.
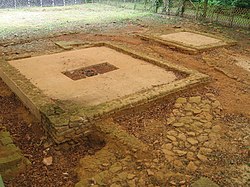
[163,0,171,15]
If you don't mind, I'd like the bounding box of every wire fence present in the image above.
[98,0,250,29]
[0,0,84,8]
[0,0,249,29]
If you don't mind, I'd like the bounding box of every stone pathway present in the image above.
[76,94,227,186]
[161,94,223,173]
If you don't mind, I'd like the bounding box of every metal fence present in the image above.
[1,0,249,29]
[0,0,84,8]
[98,0,250,29]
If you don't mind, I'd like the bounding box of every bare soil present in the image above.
[0,81,104,187]
[0,14,249,187]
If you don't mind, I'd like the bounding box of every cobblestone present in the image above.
[76,94,226,186]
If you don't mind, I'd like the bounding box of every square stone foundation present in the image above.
[0,43,209,143]
[139,30,236,54]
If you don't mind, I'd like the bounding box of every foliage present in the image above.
[233,0,250,8]
[191,0,250,8]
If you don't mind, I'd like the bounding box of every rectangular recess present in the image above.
[63,62,118,80]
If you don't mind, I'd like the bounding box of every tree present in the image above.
[162,0,172,15]
[234,0,250,8]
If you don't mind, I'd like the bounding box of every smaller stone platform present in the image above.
[139,30,236,54]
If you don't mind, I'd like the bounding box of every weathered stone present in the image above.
[178,133,186,141]
[197,135,209,143]
[169,181,177,185]
[42,156,53,166]
[117,172,128,180]
[167,117,176,125]
[186,111,193,116]
[174,149,187,156]
[95,171,109,185]
[176,97,187,104]
[110,183,121,187]
[202,112,213,121]
[203,141,216,148]
[186,161,198,172]
[127,174,136,180]
[199,147,213,155]
[179,116,193,124]
[173,109,181,116]
[154,171,165,183]
[209,133,219,140]
[172,141,179,146]
[190,146,197,152]
[197,153,208,162]
[203,122,212,129]
[184,103,192,111]
[192,108,202,114]
[178,141,185,148]
[166,135,177,142]
[187,138,199,145]
[211,125,222,133]
[146,169,154,176]
[138,177,146,186]
[193,121,203,127]
[162,143,173,150]
[191,177,219,187]
[174,103,182,108]
[173,160,184,168]
[110,163,123,173]
[173,122,185,127]
[212,100,221,109]
[206,93,216,99]
[185,142,191,148]
[162,149,175,156]
[0,137,13,146]
[202,102,211,109]
[127,179,136,187]
[187,132,196,136]
[167,130,178,136]
[189,96,201,104]
[165,155,175,162]
[186,152,195,161]
[153,159,159,163]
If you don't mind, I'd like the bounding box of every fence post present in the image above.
[52,0,55,6]
[28,0,31,7]
[230,9,235,27]
[40,0,43,7]
[134,0,136,10]
[14,0,17,9]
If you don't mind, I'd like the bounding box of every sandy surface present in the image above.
[160,32,222,47]
[234,55,250,72]
[9,46,177,106]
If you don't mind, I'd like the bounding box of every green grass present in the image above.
[0,3,153,41]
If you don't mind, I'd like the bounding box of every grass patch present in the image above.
[0,3,154,41]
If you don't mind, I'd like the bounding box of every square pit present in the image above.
[0,43,209,143]
[139,31,236,54]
